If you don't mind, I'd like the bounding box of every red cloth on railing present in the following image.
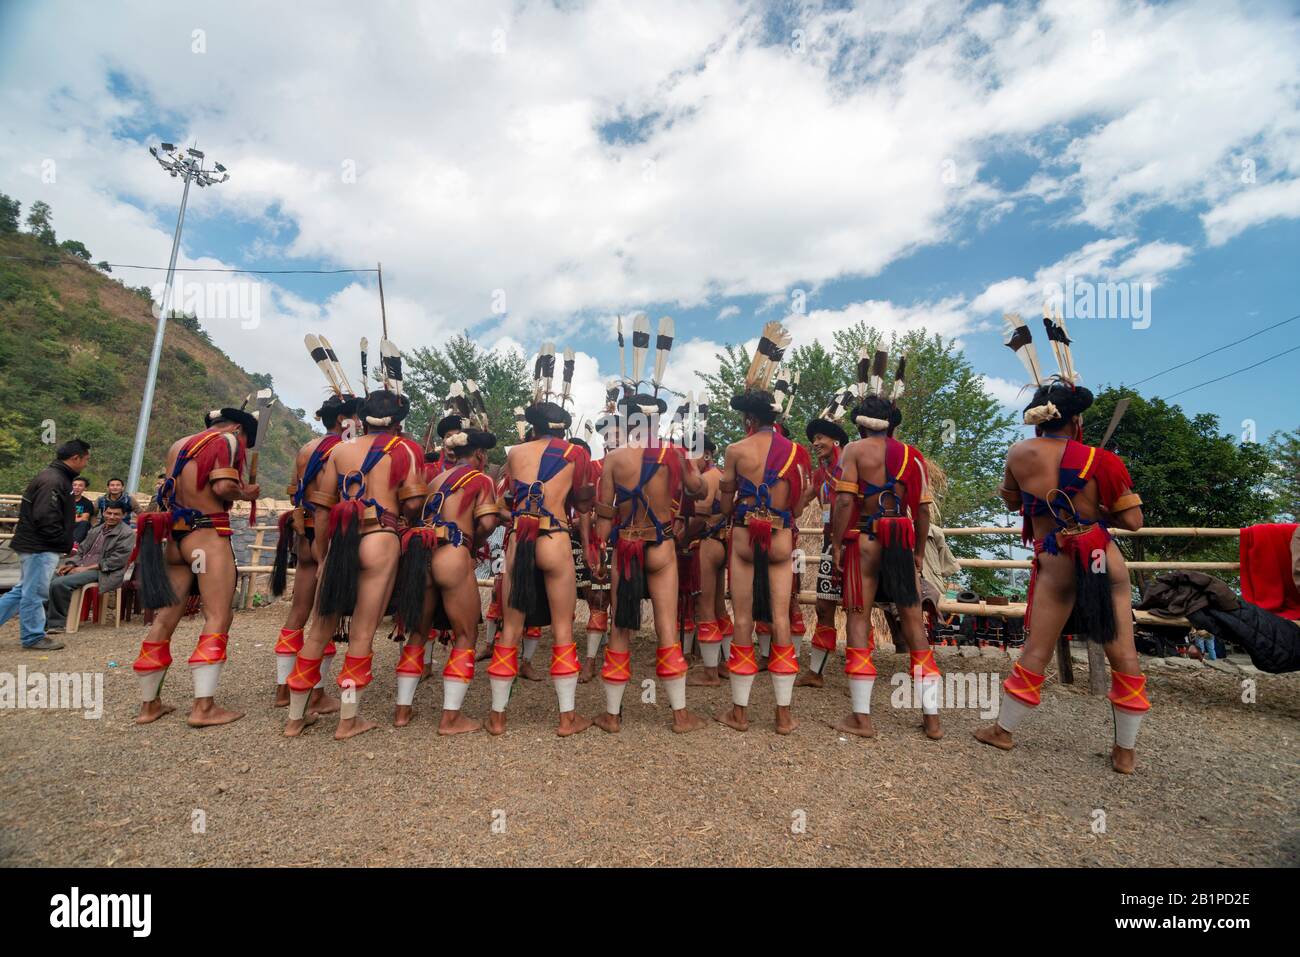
[1239,523,1300,620]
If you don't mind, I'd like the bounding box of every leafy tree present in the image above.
[0,193,19,234]
[404,332,531,464]
[95,260,112,273]
[24,200,55,246]
[1265,427,1300,522]
[1084,387,1276,580]
[60,239,91,261]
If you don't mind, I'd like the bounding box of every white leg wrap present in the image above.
[443,677,470,712]
[489,676,512,712]
[849,677,874,714]
[554,674,578,713]
[485,619,499,645]
[191,662,222,699]
[137,668,167,703]
[288,690,311,720]
[522,637,538,662]
[423,643,433,665]
[682,631,695,655]
[701,642,721,667]
[603,679,627,715]
[663,675,687,711]
[810,647,829,675]
[586,630,603,658]
[915,675,940,715]
[771,672,795,707]
[275,655,294,685]
[340,687,362,720]
[316,655,333,690]
[758,632,771,658]
[721,635,731,662]
[731,673,755,708]
[1112,704,1145,750]
[395,674,418,707]
[997,694,1035,733]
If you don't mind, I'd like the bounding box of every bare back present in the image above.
[724,431,792,513]
[602,444,681,528]
[505,437,582,520]
[1007,437,1103,540]
[167,431,239,514]
[323,433,401,515]
[840,436,913,518]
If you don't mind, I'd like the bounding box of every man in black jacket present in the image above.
[0,439,90,650]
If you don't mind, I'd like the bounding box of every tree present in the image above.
[24,200,55,246]
[60,239,91,261]
[404,332,532,464]
[1084,387,1277,578]
[0,193,19,234]
[95,260,112,273]
[1265,427,1300,522]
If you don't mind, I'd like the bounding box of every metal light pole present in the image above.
[126,143,230,494]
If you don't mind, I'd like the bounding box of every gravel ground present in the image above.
[1,603,1297,868]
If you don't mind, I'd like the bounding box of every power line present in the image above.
[1128,311,1300,387]
[1160,342,1300,400]
[0,255,378,275]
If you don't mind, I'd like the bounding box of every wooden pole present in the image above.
[377,262,388,339]
[1087,639,1108,695]
[1056,638,1074,685]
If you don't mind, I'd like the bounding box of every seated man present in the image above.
[46,503,135,632]
[70,478,95,548]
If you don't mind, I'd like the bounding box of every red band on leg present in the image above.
[443,647,476,682]
[525,626,542,639]
[768,643,798,675]
[1108,671,1150,713]
[323,641,337,657]
[755,621,771,635]
[274,628,304,656]
[133,640,172,673]
[551,642,581,677]
[287,655,323,692]
[1003,661,1045,707]
[337,654,374,690]
[790,605,806,635]
[601,649,631,682]
[656,643,688,678]
[486,600,502,622]
[696,620,722,643]
[719,616,734,638]
[909,649,940,678]
[845,645,876,677]
[187,633,229,666]
[727,643,759,676]
[487,643,519,678]
[396,645,424,676]
[586,609,609,633]
[812,624,837,652]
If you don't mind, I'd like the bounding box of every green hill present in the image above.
[0,232,315,495]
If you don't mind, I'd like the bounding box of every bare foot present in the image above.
[283,713,319,737]
[486,710,508,736]
[556,711,592,737]
[775,706,798,735]
[519,661,543,682]
[135,700,175,725]
[187,702,245,728]
[714,706,749,732]
[1111,745,1136,774]
[671,709,708,734]
[335,716,377,741]
[273,683,290,707]
[687,667,722,687]
[393,704,416,728]
[308,689,340,715]
[832,713,875,738]
[578,659,596,684]
[795,672,824,688]
[438,711,483,735]
[593,712,621,734]
[922,714,944,740]
[974,723,1014,750]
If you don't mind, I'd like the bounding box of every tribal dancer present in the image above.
[271,335,364,712]
[133,400,263,727]
[393,425,499,733]
[592,318,708,733]
[716,322,802,734]
[975,312,1148,773]
[489,343,595,736]
[687,434,730,686]
[285,340,427,740]
[831,350,943,740]
[579,393,624,682]
[795,389,852,688]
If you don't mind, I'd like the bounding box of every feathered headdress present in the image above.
[1041,305,1079,384]
[1002,313,1045,388]
[744,321,792,392]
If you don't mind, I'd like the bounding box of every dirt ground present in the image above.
[1,603,1297,868]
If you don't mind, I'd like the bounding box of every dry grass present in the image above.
[1,604,1297,867]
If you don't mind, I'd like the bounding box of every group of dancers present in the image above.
[127,311,1152,772]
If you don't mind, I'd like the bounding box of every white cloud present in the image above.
[1202,177,1300,246]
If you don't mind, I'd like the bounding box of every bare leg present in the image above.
[333,532,399,741]
[644,540,706,734]
[715,530,756,732]
[183,530,244,728]
[536,534,590,736]
[689,537,726,686]
[434,547,484,735]
[834,535,879,738]
[135,541,191,724]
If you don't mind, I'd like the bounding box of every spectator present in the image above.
[0,438,90,650]
[70,477,96,548]
[96,477,135,525]
[46,503,134,633]
[1190,627,1218,661]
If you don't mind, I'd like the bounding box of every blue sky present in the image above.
[2,0,1297,441]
